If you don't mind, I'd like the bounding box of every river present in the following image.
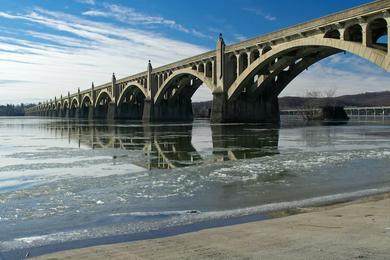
[1,117,390,256]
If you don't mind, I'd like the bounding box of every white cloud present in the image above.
[82,4,211,39]
[0,8,208,104]
[233,33,247,42]
[242,7,277,22]
[75,0,95,5]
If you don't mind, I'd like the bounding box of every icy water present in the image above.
[1,117,390,254]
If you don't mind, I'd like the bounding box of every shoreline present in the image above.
[1,191,388,259]
[32,192,390,259]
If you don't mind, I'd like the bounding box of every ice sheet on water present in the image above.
[2,187,390,252]
[211,148,390,182]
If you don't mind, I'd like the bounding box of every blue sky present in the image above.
[1,0,390,104]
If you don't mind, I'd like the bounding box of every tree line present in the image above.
[0,104,35,116]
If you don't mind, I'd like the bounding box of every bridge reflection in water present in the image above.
[42,120,279,170]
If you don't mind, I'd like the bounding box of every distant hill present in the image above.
[279,91,390,109]
[192,91,390,118]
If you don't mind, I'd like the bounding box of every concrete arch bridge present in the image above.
[26,0,390,123]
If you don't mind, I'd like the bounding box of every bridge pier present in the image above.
[69,108,80,119]
[117,103,144,120]
[225,95,279,124]
[210,93,280,124]
[153,96,193,122]
[142,99,154,122]
[88,107,94,121]
[107,102,117,122]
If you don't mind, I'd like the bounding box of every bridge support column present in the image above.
[107,102,117,122]
[210,92,227,123]
[153,97,193,122]
[142,98,154,122]
[117,100,144,120]
[211,93,280,124]
[88,106,94,121]
[71,108,80,119]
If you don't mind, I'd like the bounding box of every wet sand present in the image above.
[34,194,390,260]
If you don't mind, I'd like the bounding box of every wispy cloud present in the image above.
[75,0,95,5]
[0,8,208,104]
[233,33,247,42]
[82,4,211,39]
[0,79,31,85]
[242,7,277,21]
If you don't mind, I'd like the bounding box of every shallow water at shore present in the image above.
[1,117,390,254]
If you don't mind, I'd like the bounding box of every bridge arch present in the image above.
[117,82,147,120]
[153,68,214,121]
[227,37,389,101]
[117,82,148,105]
[95,90,112,108]
[79,95,92,118]
[68,97,79,118]
[324,29,341,39]
[62,100,69,117]
[344,23,363,43]
[154,68,214,104]
[94,90,113,119]
[367,17,388,50]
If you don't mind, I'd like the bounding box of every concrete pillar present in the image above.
[236,54,240,76]
[211,60,216,85]
[142,60,157,122]
[91,82,95,108]
[88,106,94,121]
[77,88,81,110]
[386,18,390,53]
[142,99,154,122]
[112,73,118,104]
[211,34,228,123]
[361,22,371,47]
[216,33,225,92]
[211,92,227,123]
[107,102,117,122]
[339,28,345,41]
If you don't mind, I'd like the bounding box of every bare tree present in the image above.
[303,89,337,120]
[323,88,337,107]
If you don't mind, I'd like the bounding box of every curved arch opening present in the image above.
[262,46,272,55]
[205,61,213,78]
[279,50,390,118]
[198,63,205,73]
[155,71,213,121]
[61,102,69,117]
[324,29,340,39]
[69,99,79,118]
[344,24,363,43]
[54,103,61,117]
[250,49,260,63]
[117,86,146,120]
[239,53,249,75]
[80,96,92,119]
[95,92,112,119]
[368,18,388,52]
[226,54,238,86]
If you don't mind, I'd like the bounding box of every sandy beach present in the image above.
[34,194,390,260]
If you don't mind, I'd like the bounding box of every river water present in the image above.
[1,117,390,254]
